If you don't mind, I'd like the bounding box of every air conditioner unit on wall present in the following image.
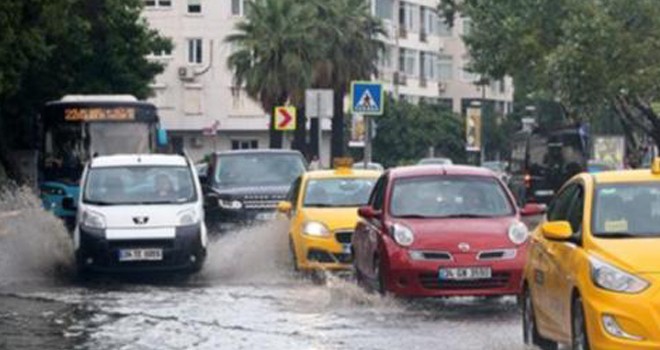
[394,72,407,86]
[438,81,448,93]
[190,136,203,148]
[178,66,195,81]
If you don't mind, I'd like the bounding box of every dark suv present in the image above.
[203,150,307,233]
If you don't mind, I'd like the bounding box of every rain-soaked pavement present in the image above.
[0,187,537,350]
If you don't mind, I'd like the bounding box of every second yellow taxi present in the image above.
[277,161,380,271]
[523,159,660,350]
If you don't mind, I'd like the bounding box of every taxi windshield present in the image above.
[303,178,376,208]
[390,176,514,218]
[593,183,660,237]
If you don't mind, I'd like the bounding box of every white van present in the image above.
[72,154,207,273]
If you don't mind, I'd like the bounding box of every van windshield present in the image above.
[214,153,305,187]
[84,166,196,205]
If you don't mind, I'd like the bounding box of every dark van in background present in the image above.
[202,149,307,233]
[508,125,589,205]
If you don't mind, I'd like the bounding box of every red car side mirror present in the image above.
[358,206,381,219]
[520,203,546,216]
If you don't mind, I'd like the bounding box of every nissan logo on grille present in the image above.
[133,216,149,225]
[458,242,470,252]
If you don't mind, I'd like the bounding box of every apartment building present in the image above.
[142,0,513,161]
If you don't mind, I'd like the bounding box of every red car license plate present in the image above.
[439,267,492,280]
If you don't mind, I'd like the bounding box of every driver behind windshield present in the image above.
[155,173,175,199]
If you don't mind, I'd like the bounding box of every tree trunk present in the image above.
[268,103,284,149]
[331,86,346,159]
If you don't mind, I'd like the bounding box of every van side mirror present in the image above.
[521,203,546,216]
[61,197,76,211]
[358,206,381,219]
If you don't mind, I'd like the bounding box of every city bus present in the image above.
[39,95,166,228]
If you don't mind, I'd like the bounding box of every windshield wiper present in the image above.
[83,200,116,206]
[437,213,495,218]
[595,232,639,238]
[395,214,431,219]
[305,203,335,207]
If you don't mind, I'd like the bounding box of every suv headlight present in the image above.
[392,223,414,247]
[218,198,243,210]
[178,208,200,226]
[508,222,529,245]
[302,221,330,237]
[590,256,649,293]
[82,210,106,229]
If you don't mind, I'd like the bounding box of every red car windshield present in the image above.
[390,176,514,218]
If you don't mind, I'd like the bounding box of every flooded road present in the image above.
[0,187,536,350]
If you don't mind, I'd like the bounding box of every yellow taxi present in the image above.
[523,159,660,350]
[277,160,380,271]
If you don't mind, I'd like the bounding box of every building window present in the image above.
[378,45,392,69]
[435,54,453,80]
[232,0,244,16]
[187,0,201,13]
[399,48,417,76]
[399,2,419,33]
[421,7,435,36]
[187,38,203,64]
[420,52,435,81]
[144,0,171,8]
[231,140,258,150]
[375,0,393,20]
[462,16,472,35]
[435,16,452,36]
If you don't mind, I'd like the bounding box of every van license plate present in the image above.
[256,212,275,221]
[119,249,163,262]
[439,267,491,281]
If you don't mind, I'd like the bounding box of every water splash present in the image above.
[0,184,74,287]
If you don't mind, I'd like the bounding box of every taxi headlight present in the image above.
[392,223,414,247]
[178,208,200,226]
[590,256,649,294]
[302,221,330,237]
[82,210,106,229]
[219,199,243,210]
[508,222,529,245]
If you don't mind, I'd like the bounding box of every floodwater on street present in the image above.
[0,186,535,350]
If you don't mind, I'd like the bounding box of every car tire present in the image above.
[522,286,558,350]
[373,256,386,296]
[571,294,590,350]
[289,236,299,272]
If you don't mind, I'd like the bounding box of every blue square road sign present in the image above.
[351,82,383,115]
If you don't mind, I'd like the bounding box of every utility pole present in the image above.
[393,0,401,99]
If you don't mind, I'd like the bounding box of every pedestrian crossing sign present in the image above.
[351,81,383,115]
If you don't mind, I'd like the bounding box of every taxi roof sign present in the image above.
[333,157,354,169]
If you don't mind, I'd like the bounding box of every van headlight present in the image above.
[218,198,243,210]
[178,208,200,226]
[82,210,106,229]
[508,222,529,245]
[302,221,330,237]
[590,256,649,293]
[392,223,414,247]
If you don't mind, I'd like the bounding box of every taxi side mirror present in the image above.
[358,206,381,219]
[521,203,546,216]
[541,221,573,241]
[277,201,292,214]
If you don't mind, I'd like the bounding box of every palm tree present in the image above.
[309,0,384,159]
[225,0,316,148]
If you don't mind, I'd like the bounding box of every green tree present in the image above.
[308,0,384,159]
[226,0,317,149]
[440,0,660,151]
[372,97,465,167]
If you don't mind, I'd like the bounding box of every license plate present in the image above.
[118,249,163,262]
[256,212,276,221]
[439,267,492,281]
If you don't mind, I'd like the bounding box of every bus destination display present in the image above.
[64,107,136,121]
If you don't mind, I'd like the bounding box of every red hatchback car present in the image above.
[352,165,541,297]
